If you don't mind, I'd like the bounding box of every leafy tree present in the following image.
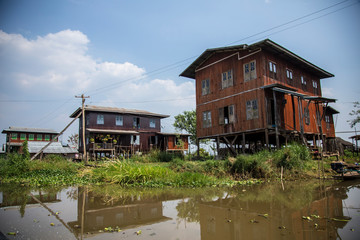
[173,110,197,144]
[348,101,360,128]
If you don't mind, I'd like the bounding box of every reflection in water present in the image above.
[0,180,359,240]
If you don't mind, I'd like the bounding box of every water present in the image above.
[0,180,359,240]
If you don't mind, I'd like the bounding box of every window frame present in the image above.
[286,69,293,85]
[201,79,210,96]
[312,80,318,95]
[269,61,277,79]
[301,76,307,91]
[29,134,34,141]
[219,105,235,125]
[37,134,43,141]
[202,111,212,128]
[45,134,50,141]
[149,119,156,128]
[325,115,331,129]
[20,133,26,140]
[115,115,123,126]
[97,114,104,125]
[246,99,259,120]
[244,60,257,82]
[11,133,18,140]
[221,69,233,89]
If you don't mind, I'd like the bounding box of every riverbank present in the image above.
[0,143,357,187]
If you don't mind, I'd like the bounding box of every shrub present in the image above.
[274,143,311,170]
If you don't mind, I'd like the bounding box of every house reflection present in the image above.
[199,182,349,240]
[68,187,172,237]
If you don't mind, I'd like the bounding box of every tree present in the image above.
[67,133,79,146]
[173,110,197,144]
[348,101,360,128]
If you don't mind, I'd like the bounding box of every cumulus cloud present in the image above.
[0,29,146,95]
[0,29,195,137]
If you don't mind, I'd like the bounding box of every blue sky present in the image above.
[0,0,359,146]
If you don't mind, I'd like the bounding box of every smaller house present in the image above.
[70,105,189,159]
[1,126,78,158]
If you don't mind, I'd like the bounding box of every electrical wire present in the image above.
[2,0,357,125]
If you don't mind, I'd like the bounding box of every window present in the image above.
[219,105,235,125]
[97,114,104,125]
[286,69,293,85]
[29,134,34,140]
[149,119,156,128]
[304,108,310,125]
[37,134,42,140]
[269,61,277,79]
[312,80,318,95]
[325,115,331,129]
[116,115,123,126]
[131,135,140,145]
[133,117,140,129]
[301,76,307,91]
[202,111,212,128]
[246,100,259,120]
[201,79,210,95]
[45,134,50,141]
[11,133,18,140]
[20,133,26,140]
[244,60,257,82]
[221,69,233,89]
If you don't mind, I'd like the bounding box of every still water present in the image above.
[0,180,359,240]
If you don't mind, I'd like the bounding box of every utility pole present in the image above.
[75,94,90,164]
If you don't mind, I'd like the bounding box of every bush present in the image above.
[274,143,311,170]
[0,153,30,177]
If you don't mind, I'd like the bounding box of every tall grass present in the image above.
[91,160,223,187]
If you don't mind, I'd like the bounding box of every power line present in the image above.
[226,0,353,46]
[7,0,356,126]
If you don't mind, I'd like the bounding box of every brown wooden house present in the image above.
[180,39,338,155]
[70,105,189,159]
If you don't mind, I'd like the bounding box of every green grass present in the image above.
[1,142,346,187]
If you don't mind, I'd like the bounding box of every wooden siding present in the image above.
[85,111,161,132]
[194,48,335,139]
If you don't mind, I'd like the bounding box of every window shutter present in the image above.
[229,105,235,123]
[250,61,256,80]
[244,63,250,82]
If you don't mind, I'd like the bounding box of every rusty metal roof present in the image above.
[180,39,334,79]
[70,105,170,118]
[2,126,59,134]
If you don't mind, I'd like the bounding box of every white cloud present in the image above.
[0,29,195,141]
[0,29,145,95]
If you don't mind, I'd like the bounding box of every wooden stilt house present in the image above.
[180,39,338,155]
[70,105,189,159]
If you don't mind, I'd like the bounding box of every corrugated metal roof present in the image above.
[87,128,139,135]
[27,141,78,154]
[70,105,170,118]
[2,126,59,134]
[180,39,334,79]
[156,132,191,136]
